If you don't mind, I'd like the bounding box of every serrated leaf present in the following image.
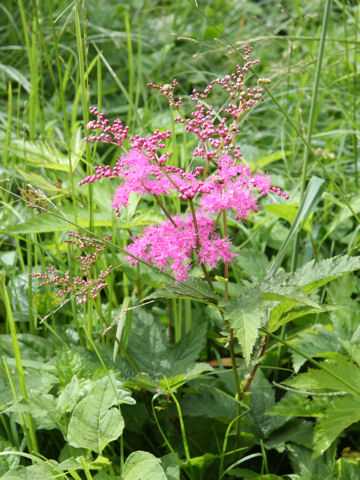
[10,139,83,171]
[223,295,265,365]
[313,395,360,457]
[121,451,167,480]
[291,255,360,293]
[67,374,133,453]
[284,355,360,396]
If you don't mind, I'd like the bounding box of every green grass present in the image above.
[0,0,360,478]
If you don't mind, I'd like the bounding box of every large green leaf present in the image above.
[67,373,134,453]
[121,451,167,480]
[313,395,360,457]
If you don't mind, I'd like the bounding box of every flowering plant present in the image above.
[79,46,288,285]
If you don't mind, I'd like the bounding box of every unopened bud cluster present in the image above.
[31,231,112,304]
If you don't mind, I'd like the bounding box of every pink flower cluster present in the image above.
[126,213,234,281]
[79,47,288,280]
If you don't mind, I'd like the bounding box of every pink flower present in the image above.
[199,155,287,219]
[125,213,234,281]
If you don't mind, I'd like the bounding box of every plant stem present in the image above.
[240,333,269,401]
[153,194,177,226]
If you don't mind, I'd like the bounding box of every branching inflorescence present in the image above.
[31,232,112,304]
[79,46,288,281]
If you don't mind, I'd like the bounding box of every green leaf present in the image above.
[223,295,265,365]
[253,150,289,169]
[56,375,91,414]
[233,248,270,282]
[290,325,344,372]
[2,209,115,234]
[284,355,360,396]
[291,255,360,293]
[0,464,54,480]
[0,438,19,475]
[127,310,208,380]
[67,373,133,453]
[56,347,95,385]
[245,371,287,439]
[265,203,311,233]
[269,393,329,418]
[9,138,83,171]
[313,395,360,457]
[121,451,167,480]
[287,443,335,478]
[4,394,62,431]
[167,322,208,373]
[16,167,67,194]
[335,458,360,479]
[160,454,180,480]
[267,175,325,278]
[265,419,313,450]
[55,455,111,472]
[143,277,219,304]
[0,334,55,361]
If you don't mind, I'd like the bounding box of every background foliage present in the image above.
[0,0,360,478]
